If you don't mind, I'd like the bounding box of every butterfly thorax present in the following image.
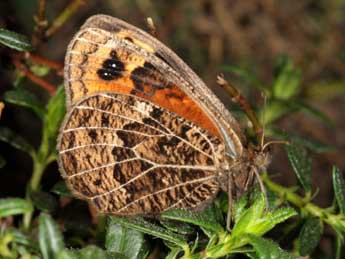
[218,144,271,199]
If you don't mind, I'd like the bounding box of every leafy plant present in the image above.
[0,2,344,259]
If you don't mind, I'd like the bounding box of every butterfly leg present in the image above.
[226,176,234,231]
[252,166,269,209]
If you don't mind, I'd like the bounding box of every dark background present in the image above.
[0,0,344,252]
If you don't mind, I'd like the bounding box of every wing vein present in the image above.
[100,94,214,159]
[76,103,213,159]
[60,143,130,154]
[63,126,165,137]
[116,176,216,212]
[67,157,140,178]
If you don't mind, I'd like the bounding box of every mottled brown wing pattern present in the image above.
[58,93,225,215]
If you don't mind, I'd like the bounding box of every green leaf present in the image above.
[105,219,149,259]
[44,86,65,137]
[191,234,199,253]
[332,166,345,215]
[0,127,35,156]
[8,228,39,252]
[56,249,77,259]
[0,232,15,257]
[162,205,224,233]
[259,100,293,125]
[298,217,323,256]
[30,64,50,77]
[0,198,33,218]
[76,245,127,259]
[0,28,32,51]
[335,234,343,259]
[273,56,301,100]
[231,194,266,237]
[249,207,297,236]
[38,213,64,259]
[273,54,290,78]
[247,234,294,259]
[110,216,187,249]
[234,191,249,223]
[3,89,45,118]
[160,219,195,235]
[228,195,296,246]
[305,80,345,101]
[293,101,335,128]
[0,155,6,168]
[41,86,65,156]
[165,247,182,259]
[78,246,108,259]
[51,181,73,197]
[31,191,58,213]
[286,144,312,192]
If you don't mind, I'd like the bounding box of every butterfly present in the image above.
[57,15,270,223]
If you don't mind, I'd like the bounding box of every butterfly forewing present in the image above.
[58,93,224,214]
[77,14,245,157]
[65,26,221,138]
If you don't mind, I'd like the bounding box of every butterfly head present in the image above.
[249,143,272,172]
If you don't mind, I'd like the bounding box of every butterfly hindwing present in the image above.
[58,93,224,214]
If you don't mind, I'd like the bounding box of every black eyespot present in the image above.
[97,50,125,81]
[97,69,114,81]
[103,59,125,71]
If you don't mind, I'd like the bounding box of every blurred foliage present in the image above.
[0,1,344,259]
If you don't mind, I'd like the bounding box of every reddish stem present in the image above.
[12,58,56,96]
[26,53,63,72]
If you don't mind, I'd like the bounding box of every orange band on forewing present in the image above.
[66,29,221,138]
[151,85,220,137]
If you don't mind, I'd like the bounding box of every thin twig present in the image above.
[12,58,56,96]
[25,53,63,73]
[0,102,4,120]
[217,74,263,143]
[32,0,48,46]
[262,173,345,228]
[12,52,63,74]
[45,0,86,38]
[146,17,158,37]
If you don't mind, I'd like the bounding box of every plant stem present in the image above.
[262,174,305,208]
[32,0,47,46]
[45,0,86,38]
[30,158,46,191]
[12,57,56,96]
[23,155,48,230]
[262,173,345,227]
[217,75,263,143]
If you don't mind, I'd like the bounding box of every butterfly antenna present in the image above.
[262,140,290,151]
[260,93,267,149]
